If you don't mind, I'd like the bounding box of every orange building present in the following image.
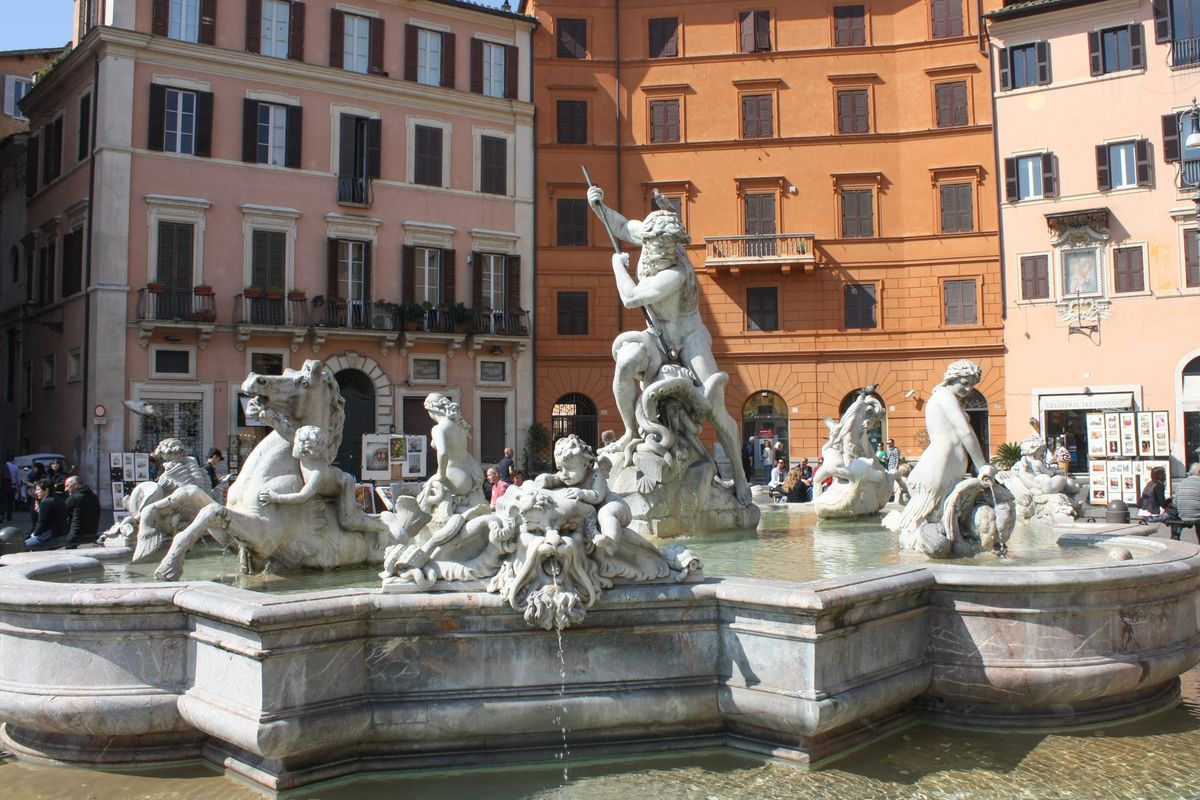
[524,0,1006,471]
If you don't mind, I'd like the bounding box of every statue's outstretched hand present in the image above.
[612,252,630,271]
[586,185,604,206]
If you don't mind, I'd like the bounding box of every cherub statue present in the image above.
[535,434,630,555]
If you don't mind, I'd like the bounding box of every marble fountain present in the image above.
[1,190,1197,794]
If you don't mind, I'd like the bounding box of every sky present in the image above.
[2,0,511,52]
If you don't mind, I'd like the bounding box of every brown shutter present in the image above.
[24,136,38,197]
[366,117,381,178]
[404,25,418,81]
[742,96,756,138]
[506,255,520,310]
[940,186,955,233]
[152,0,169,36]
[1003,157,1017,201]
[148,84,166,150]
[1041,152,1057,197]
[755,11,770,50]
[962,281,976,323]
[1164,113,1182,163]
[739,12,754,52]
[195,90,213,157]
[442,32,456,88]
[329,10,344,68]
[1088,31,1102,75]
[288,0,305,60]
[935,84,950,127]
[337,113,355,179]
[1036,41,1051,84]
[1186,231,1200,288]
[471,251,483,308]
[666,99,679,141]
[368,17,385,75]
[327,239,339,300]
[199,0,216,44]
[402,246,415,301]
[246,0,261,52]
[1129,23,1145,69]
[998,48,1011,91]
[504,44,518,99]
[1135,138,1153,186]
[470,38,483,93]
[1020,257,1036,300]
[442,249,456,304]
[1095,144,1111,190]
[285,104,302,168]
[242,99,258,162]
[1154,0,1171,43]
[944,280,960,324]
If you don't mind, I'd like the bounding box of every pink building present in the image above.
[15,0,536,497]
[988,0,1200,473]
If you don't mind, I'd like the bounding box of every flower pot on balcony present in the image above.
[193,285,215,296]
[244,288,266,300]
[266,290,284,301]
[146,282,167,294]
[287,290,307,302]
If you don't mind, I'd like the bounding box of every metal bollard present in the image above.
[1104,499,1130,524]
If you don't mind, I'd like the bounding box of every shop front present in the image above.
[1037,389,1137,472]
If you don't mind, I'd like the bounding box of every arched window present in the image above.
[741,390,788,476]
[838,389,887,453]
[335,369,375,477]
[551,392,598,452]
[963,388,989,458]
[1183,356,1200,466]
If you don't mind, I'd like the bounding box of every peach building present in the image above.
[988,0,1200,474]
[524,0,1006,472]
[12,0,535,499]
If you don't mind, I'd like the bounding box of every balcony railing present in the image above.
[234,293,308,327]
[704,233,816,267]
[1172,36,1200,68]
[337,176,372,205]
[311,299,402,331]
[136,287,217,322]
[470,308,530,337]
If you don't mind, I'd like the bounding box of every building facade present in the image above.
[524,0,1006,472]
[988,0,1200,474]
[13,0,536,499]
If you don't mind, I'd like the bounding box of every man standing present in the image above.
[497,447,515,484]
[797,457,814,502]
[886,439,901,471]
[586,184,751,505]
[205,449,224,490]
[63,476,101,548]
[741,437,755,484]
[25,479,68,550]
[486,467,509,509]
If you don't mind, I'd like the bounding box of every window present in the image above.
[67,348,81,383]
[165,89,196,154]
[939,183,973,233]
[650,99,680,143]
[37,244,54,306]
[741,94,772,138]
[944,279,977,325]
[151,347,193,377]
[3,76,33,120]
[479,397,507,463]
[169,0,200,42]
[148,85,212,157]
[61,228,83,297]
[557,100,587,144]
[480,135,506,195]
[250,351,285,375]
[414,124,443,187]
[405,26,454,88]
[251,230,285,290]
[834,5,865,47]
[242,100,300,167]
[999,42,1050,90]
[471,39,516,98]
[418,29,442,85]
[337,239,369,317]
[479,253,507,309]
[557,291,588,335]
[42,355,55,388]
[837,89,869,134]
[557,199,588,246]
[844,284,877,329]
[413,247,441,304]
[337,113,380,204]
[1089,24,1145,75]
[343,13,371,73]
[935,81,968,127]
[41,117,63,184]
[1186,229,1200,288]
[480,361,507,383]
[1113,246,1145,293]
[557,18,587,58]
[257,103,286,166]
[1004,153,1057,201]
[931,0,963,39]
[412,357,441,382]
[746,287,778,332]
[649,17,679,58]
[744,193,776,255]
[481,42,506,98]
[259,0,290,57]
[78,93,91,160]
[157,221,195,293]
[1096,139,1152,190]
[739,10,771,52]
[1019,254,1050,300]
[840,189,874,238]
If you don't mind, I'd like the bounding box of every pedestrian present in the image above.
[741,436,755,483]
[767,458,789,500]
[1168,464,1200,541]
[63,476,101,548]
[0,454,16,522]
[486,466,509,509]
[772,440,787,467]
[510,469,525,489]
[205,448,224,490]
[46,458,68,496]
[497,447,515,484]
[25,479,67,550]
[1138,466,1171,523]
[797,457,814,501]
[886,439,901,471]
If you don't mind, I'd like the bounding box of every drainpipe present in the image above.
[614,0,623,331]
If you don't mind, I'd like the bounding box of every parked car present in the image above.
[13,453,66,504]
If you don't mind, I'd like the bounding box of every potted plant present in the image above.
[398,301,424,330]
[243,287,265,300]
[265,290,284,301]
[448,301,472,332]
[146,281,167,294]
[287,290,307,302]
[193,284,214,296]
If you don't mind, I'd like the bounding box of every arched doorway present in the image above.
[964,389,989,459]
[1183,355,1200,465]
[335,369,375,478]
[742,391,788,480]
[551,393,598,452]
[838,389,887,455]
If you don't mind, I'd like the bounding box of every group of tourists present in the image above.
[482,447,526,508]
[753,436,902,504]
[15,457,101,551]
[1139,463,1200,540]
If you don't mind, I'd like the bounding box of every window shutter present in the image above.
[470,38,483,93]
[242,99,258,162]
[1095,144,1111,190]
[932,0,946,39]
[1036,41,1051,84]
[940,186,955,233]
[1088,31,1102,75]
[739,12,754,52]
[1020,257,1036,300]
[1186,231,1200,288]
[666,100,679,141]
[1003,157,1017,201]
[78,94,91,160]
[504,44,518,99]
[442,32,456,88]
[944,280,960,325]
[368,17,385,75]
[743,96,758,138]
[998,48,1012,91]
[441,249,456,304]
[1041,152,1057,197]
[195,90,213,157]
[1153,0,1171,43]
[288,1,305,60]
[285,104,302,168]
[1129,23,1145,69]
[404,25,418,81]
[251,229,266,286]
[1037,257,1049,297]
[152,0,169,36]
[954,82,967,124]
[1134,138,1153,186]
[24,137,37,197]
[327,239,339,300]
[957,185,972,231]
[506,255,520,310]
[1114,249,1128,293]
[337,114,355,179]
[329,10,344,68]
[755,11,771,50]
[745,193,761,235]
[199,0,216,45]
[471,251,483,308]
[366,118,381,178]
[402,246,415,301]
[962,281,976,323]
[148,84,166,151]
[246,0,261,52]
[760,96,773,136]
[1163,114,1182,163]
[935,84,950,127]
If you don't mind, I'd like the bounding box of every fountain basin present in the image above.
[0,523,1195,791]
